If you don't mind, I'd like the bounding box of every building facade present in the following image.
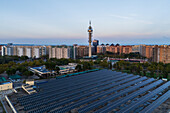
[93,39,99,54]
[98,45,132,54]
[152,45,170,64]
[1,44,47,58]
[49,46,74,59]
[97,45,106,54]
[0,45,2,56]
[75,45,89,58]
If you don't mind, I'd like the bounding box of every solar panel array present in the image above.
[17,69,170,113]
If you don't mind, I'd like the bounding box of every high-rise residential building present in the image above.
[1,44,47,58]
[41,46,47,56]
[26,48,32,58]
[152,45,170,64]
[49,46,74,59]
[132,45,140,53]
[2,43,14,56]
[93,39,99,54]
[33,48,40,58]
[145,45,154,58]
[93,39,99,46]
[72,45,95,58]
[73,45,77,59]
[119,46,132,54]
[0,45,2,56]
[106,45,118,53]
[88,21,93,57]
[1,46,6,56]
[104,45,132,54]
[75,45,89,58]
[132,45,153,58]
[97,45,106,54]
[17,47,24,57]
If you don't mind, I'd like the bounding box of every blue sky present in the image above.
[0,0,170,45]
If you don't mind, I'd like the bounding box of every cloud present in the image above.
[109,14,133,20]
[109,14,153,25]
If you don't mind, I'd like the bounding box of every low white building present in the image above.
[59,63,78,74]
[0,82,13,91]
[26,80,35,85]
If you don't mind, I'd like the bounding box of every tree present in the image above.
[40,55,49,59]
[55,66,60,75]
[45,62,56,70]
[109,62,112,69]
[82,62,92,70]
[23,71,34,76]
[45,62,56,76]
[76,64,82,72]
[136,64,143,74]
[6,68,16,76]
[143,70,146,76]
[35,60,41,66]
[99,60,109,68]
[20,56,29,60]
[17,66,27,73]
[0,66,6,74]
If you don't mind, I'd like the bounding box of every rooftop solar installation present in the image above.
[17,69,170,113]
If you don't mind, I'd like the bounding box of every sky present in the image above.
[0,0,170,45]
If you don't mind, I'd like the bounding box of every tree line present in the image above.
[0,57,99,77]
[113,61,170,80]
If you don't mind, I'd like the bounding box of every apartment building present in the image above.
[106,45,118,53]
[49,46,74,59]
[0,45,2,56]
[120,46,132,54]
[76,45,89,58]
[97,45,106,54]
[145,45,154,58]
[132,45,154,58]
[1,43,47,58]
[98,45,132,54]
[152,45,170,64]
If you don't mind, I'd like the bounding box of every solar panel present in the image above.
[24,74,134,111]
[19,70,109,100]
[19,71,115,102]
[41,72,126,91]
[20,73,128,105]
[78,78,155,113]
[139,90,170,113]
[28,76,140,113]
[46,77,147,113]
[94,80,163,113]
[117,81,170,113]
[17,70,169,113]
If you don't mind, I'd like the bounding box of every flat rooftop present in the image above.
[9,69,170,113]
